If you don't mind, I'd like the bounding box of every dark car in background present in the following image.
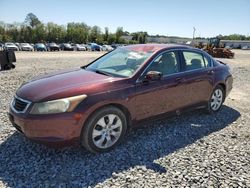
[9,44,233,153]
[34,43,47,51]
[111,44,123,49]
[60,43,74,51]
[89,43,102,51]
[47,43,60,51]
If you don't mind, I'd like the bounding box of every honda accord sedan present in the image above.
[9,44,233,153]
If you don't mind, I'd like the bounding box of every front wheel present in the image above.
[80,106,127,153]
[207,85,225,113]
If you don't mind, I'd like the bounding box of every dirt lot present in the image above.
[0,50,249,187]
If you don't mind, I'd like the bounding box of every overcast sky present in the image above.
[0,0,249,38]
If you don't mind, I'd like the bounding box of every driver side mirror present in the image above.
[145,71,162,81]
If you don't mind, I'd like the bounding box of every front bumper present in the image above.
[22,47,32,51]
[8,110,86,147]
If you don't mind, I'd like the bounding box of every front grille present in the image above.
[14,98,28,111]
[11,96,31,113]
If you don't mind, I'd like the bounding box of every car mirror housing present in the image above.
[145,71,162,81]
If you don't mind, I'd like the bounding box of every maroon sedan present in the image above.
[9,44,233,153]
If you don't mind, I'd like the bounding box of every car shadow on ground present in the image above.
[0,105,240,187]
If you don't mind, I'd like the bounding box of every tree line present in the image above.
[1,13,249,44]
[0,13,148,44]
[217,34,250,41]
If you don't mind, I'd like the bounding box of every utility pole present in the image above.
[192,27,196,46]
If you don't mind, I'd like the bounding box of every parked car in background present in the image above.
[9,44,233,153]
[72,44,86,51]
[0,43,3,51]
[20,43,34,51]
[81,44,89,50]
[34,43,47,51]
[225,46,232,50]
[15,43,21,50]
[242,46,249,50]
[102,45,114,51]
[60,43,74,51]
[4,43,19,51]
[86,44,92,51]
[89,43,102,51]
[111,44,122,49]
[47,43,60,51]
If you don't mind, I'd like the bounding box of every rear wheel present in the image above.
[207,85,225,113]
[80,106,127,153]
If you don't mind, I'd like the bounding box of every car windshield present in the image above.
[37,44,45,47]
[6,43,14,45]
[85,48,153,78]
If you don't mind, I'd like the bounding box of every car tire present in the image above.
[206,85,225,113]
[80,106,127,153]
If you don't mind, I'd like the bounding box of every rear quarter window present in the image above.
[183,51,209,71]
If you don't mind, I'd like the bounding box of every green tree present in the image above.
[66,22,89,43]
[47,22,67,43]
[115,27,123,43]
[107,34,116,44]
[34,23,46,42]
[131,31,147,43]
[89,25,102,43]
[104,27,109,43]
[25,13,41,28]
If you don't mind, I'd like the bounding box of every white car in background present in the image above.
[20,43,34,51]
[225,46,232,50]
[102,45,114,51]
[72,44,86,51]
[4,43,19,51]
[242,46,249,50]
[0,43,3,51]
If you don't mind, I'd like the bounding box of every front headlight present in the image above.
[30,94,87,114]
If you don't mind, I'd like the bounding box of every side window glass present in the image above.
[183,51,206,71]
[204,56,210,67]
[147,51,178,76]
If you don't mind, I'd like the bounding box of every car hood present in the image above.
[16,68,120,102]
[22,45,31,47]
[6,44,17,47]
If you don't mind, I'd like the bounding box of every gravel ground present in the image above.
[0,50,249,187]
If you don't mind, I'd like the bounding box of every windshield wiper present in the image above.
[95,70,113,76]
[81,65,87,69]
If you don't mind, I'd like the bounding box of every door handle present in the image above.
[207,70,214,75]
[175,77,184,83]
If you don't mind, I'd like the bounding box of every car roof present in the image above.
[123,43,192,53]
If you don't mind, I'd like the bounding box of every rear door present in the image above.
[179,50,214,106]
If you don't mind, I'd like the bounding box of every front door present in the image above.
[134,50,186,120]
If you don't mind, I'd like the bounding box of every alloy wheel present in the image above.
[210,89,223,111]
[92,114,123,149]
